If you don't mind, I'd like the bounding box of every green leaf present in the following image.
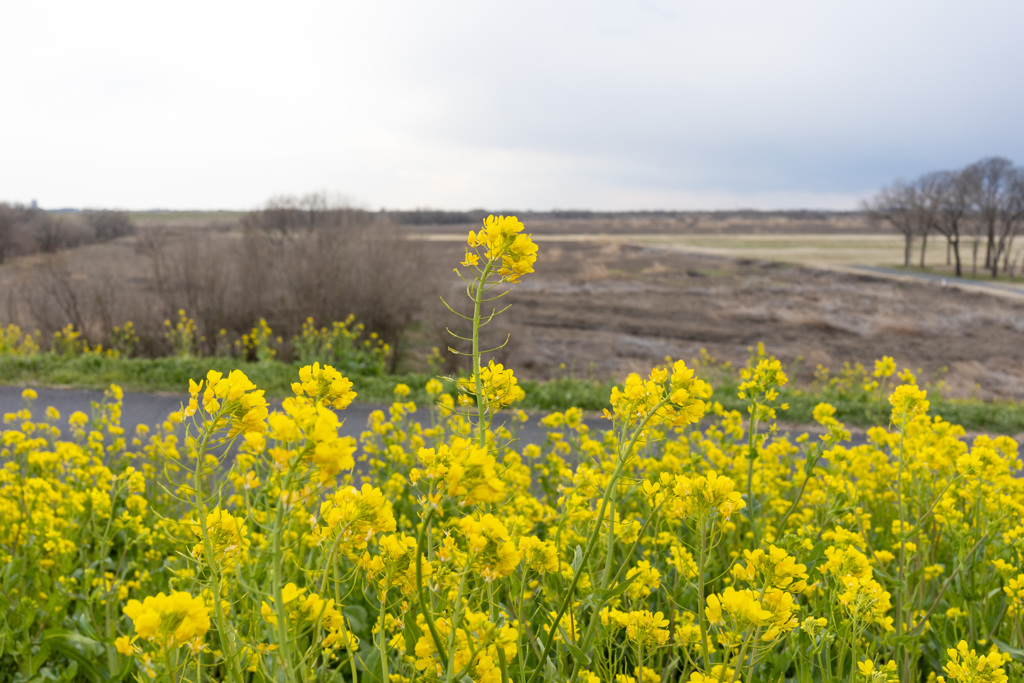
[993,637,1024,663]
[571,545,584,574]
[768,651,793,678]
[344,604,368,633]
[403,614,422,656]
[41,631,110,683]
[555,626,591,666]
[886,633,923,646]
[595,571,641,602]
[20,642,50,678]
[356,646,382,683]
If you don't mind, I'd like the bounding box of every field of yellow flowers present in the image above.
[2,215,1023,683]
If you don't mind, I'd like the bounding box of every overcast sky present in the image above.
[2,1,1022,212]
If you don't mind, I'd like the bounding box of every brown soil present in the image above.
[4,212,1022,402]
[421,237,1024,400]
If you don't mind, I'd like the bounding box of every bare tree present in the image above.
[137,224,241,352]
[240,192,435,366]
[964,157,1015,277]
[27,256,90,338]
[32,212,71,253]
[0,205,136,262]
[910,176,938,269]
[920,170,971,277]
[995,167,1024,276]
[864,181,918,267]
[0,204,15,264]
[85,210,137,242]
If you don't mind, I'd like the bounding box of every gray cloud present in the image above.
[1,0,1022,210]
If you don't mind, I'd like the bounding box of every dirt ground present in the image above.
[3,211,1023,401]
[420,236,1024,401]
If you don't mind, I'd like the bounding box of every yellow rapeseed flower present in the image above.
[873,356,897,378]
[943,641,1009,683]
[292,362,357,410]
[465,215,538,283]
[888,383,929,427]
[190,507,250,569]
[122,591,210,648]
[518,535,559,573]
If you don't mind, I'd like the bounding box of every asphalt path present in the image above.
[0,385,604,451]
[845,265,1024,301]
[0,386,872,462]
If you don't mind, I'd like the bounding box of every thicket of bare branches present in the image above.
[865,157,1024,278]
[0,204,137,262]
[3,194,436,368]
[237,193,429,351]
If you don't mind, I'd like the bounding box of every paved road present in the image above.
[1,385,877,461]
[0,385,604,450]
[847,265,1024,301]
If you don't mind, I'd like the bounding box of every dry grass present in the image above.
[7,209,1024,401]
[418,232,969,269]
[0,202,437,365]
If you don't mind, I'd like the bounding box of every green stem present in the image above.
[415,507,448,664]
[894,410,908,667]
[337,584,360,683]
[471,258,498,450]
[696,518,712,672]
[527,401,668,683]
[444,570,470,683]
[163,645,179,683]
[567,501,665,683]
[192,416,245,683]
[271,489,299,683]
[775,448,823,536]
[746,412,759,548]
[516,573,528,683]
[602,497,616,586]
[317,519,353,595]
[490,582,511,683]
[736,624,764,683]
[378,589,389,683]
[906,530,992,638]
[848,618,858,683]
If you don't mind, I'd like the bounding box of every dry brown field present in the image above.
[3,211,1024,400]
[417,214,1024,400]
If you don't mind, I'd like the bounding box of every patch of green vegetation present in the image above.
[519,377,617,412]
[710,377,1024,434]
[0,356,298,396]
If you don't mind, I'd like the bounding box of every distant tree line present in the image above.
[382,208,854,225]
[0,204,136,263]
[865,157,1024,278]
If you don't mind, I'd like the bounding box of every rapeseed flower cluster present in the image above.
[458,360,525,408]
[185,369,269,437]
[190,507,249,569]
[463,214,538,283]
[942,641,1010,683]
[122,590,210,648]
[413,610,518,680]
[311,483,395,551]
